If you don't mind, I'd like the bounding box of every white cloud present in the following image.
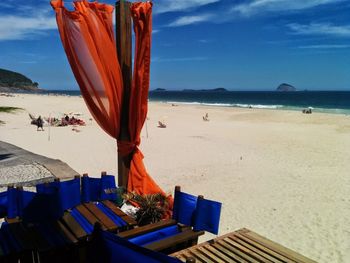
[154,0,220,14]
[298,44,350,49]
[288,23,350,37]
[168,14,213,27]
[232,0,346,16]
[0,9,57,41]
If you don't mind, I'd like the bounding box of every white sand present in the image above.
[1,93,349,262]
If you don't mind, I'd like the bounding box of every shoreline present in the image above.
[1,93,350,262]
[2,90,350,115]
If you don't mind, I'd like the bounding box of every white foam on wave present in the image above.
[165,101,283,109]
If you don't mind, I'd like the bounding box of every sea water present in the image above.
[32,90,350,115]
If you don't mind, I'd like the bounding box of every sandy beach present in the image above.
[0,93,349,262]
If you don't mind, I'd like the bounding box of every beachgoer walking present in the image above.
[36,116,44,131]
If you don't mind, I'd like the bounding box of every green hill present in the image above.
[0,68,40,92]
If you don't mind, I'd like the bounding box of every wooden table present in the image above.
[171,228,317,263]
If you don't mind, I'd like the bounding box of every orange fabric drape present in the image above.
[123,2,167,198]
[51,0,123,139]
[51,0,170,206]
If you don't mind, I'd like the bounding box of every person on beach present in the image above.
[36,116,44,131]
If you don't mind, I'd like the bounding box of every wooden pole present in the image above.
[116,0,132,189]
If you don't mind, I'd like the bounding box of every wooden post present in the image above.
[116,0,132,189]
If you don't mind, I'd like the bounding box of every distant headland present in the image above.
[276,83,296,92]
[0,68,41,92]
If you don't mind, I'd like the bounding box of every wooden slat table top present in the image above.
[102,200,137,227]
[83,203,118,232]
[171,228,317,263]
[61,212,88,240]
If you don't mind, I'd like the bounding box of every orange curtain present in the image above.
[51,0,123,139]
[120,2,166,197]
[51,0,169,202]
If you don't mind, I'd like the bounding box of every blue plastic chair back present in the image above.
[7,188,19,219]
[36,181,60,194]
[36,178,81,215]
[17,190,36,217]
[81,176,101,202]
[88,226,182,263]
[0,192,7,218]
[193,198,222,235]
[172,191,197,226]
[58,178,81,211]
[100,175,118,201]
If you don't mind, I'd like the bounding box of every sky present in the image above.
[0,0,349,91]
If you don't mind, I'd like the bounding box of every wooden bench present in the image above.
[171,228,317,263]
[118,219,204,254]
[61,201,137,241]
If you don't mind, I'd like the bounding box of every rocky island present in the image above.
[0,68,41,92]
[276,83,296,92]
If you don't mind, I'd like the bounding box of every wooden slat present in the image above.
[83,203,118,231]
[196,246,226,263]
[102,200,137,226]
[75,205,98,225]
[118,219,177,239]
[238,229,316,263]
[53,221,78,244]
[75,204,107,231]
[204,244,234,262]
[232,233,285,263]
[225,237,270,262]
[217,240,254,262]
[61,212,87,240]
[144,230,205,252]
[176,252,189,263]
[211,242,246,263]
[188,248,216,263]
[5,217,20,224]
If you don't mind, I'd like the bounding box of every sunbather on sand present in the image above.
[158,121,166,128]
[36,116,44,131]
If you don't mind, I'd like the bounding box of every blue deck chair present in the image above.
[81,173,121,203]
[193,198,222,235]
[81,176,101,203]
[173,186,222,235]
[172,190,198,226]
[36,177,94,235]
[36,176,133,238]
[88,224,182,263]
[80,174,131,231]
[6,187,18,220]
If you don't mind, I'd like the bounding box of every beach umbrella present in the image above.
[51,0,168,202]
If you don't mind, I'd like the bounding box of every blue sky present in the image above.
[0,0,349,91]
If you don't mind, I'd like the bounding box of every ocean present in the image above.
[36,90,350,115]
